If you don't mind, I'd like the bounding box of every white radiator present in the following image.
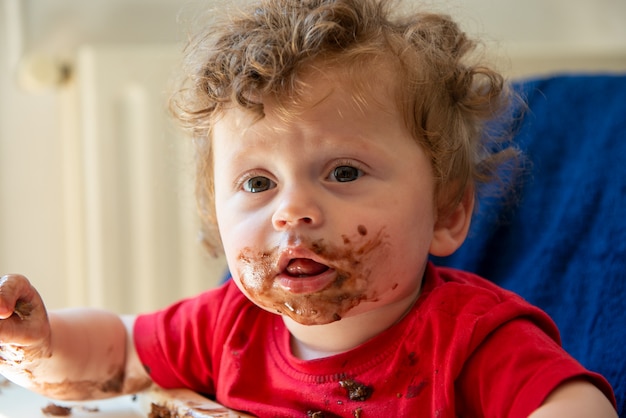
[61,44,226,314]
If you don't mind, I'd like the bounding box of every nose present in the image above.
[271,187,323,231]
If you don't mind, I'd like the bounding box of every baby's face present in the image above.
[212,71,439,326]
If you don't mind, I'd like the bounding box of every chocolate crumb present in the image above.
[307,411,325,418]
[41,403,72,416]
[357,225,367,236]
[148,402,179,418]
[339,379,373,401]
[148,403,180,418]
[354,407,363,418]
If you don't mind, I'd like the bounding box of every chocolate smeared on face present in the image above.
[236,227,388,325]
[13,300,34,320]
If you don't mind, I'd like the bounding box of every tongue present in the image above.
[286,258,329,277]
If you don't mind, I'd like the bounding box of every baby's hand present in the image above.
[0,274,52,369]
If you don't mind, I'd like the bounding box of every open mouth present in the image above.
[285,258,330,278]
[277,257,336,294]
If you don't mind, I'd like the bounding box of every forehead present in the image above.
[216,81,401,152]
[296,59,399,112]
[217,60,402,132]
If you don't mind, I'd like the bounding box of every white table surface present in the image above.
[0,378,143,417]
[0,377,251,417]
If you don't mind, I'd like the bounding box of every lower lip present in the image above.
[277,268,338,294]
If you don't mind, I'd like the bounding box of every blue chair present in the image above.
[433,73,626,416]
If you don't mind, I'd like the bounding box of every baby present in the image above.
[0,0,618,417]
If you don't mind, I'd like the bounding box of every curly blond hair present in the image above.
[169,0,519,254]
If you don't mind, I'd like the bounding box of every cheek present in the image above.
[220,221,258,270]
[217,208,274,286]
[367,197,435,286]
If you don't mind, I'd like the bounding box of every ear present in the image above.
[429,188,474,257]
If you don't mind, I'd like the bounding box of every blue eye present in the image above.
[243,176,276,193]
[331,165,362,182]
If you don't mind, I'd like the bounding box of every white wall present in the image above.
[1,1,69,307]
[1,0,625,311]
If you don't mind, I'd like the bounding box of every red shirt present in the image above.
[134,263,615,417]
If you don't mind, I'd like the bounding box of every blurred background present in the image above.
[1,0,625,314]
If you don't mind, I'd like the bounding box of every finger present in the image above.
[0,274,39,319]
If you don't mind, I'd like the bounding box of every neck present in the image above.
[283,286,421,361]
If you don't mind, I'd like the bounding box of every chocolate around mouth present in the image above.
[237,227,388,325]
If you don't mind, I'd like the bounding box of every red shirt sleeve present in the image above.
[133,281,242,395]
[456,315,616,417]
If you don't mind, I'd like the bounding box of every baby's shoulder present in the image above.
[418,264,556,335]
[425,264,522,306]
